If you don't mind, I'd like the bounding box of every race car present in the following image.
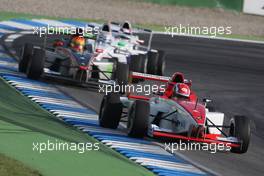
[94,22,166,76]
[98,72,251,154]
[18,29,129,87]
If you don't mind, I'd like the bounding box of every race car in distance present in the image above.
[94,21,166,76]
[18,29,129,87]
[99,72,251,154]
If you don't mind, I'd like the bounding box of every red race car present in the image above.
[99,72,251,154]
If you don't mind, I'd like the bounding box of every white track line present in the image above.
[51,110,95,118]
[0,21,33,30]
[0,61,17,67]
[56,114,98,120]
[32,19,75,27]
[0,28,14,34]
[0,53,13,58]
[80,126,126,135]
[134,158,204,174]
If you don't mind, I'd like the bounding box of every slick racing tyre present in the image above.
[229,115,251,154]
[147,50,158,74]
[115,62,129,85]
[19,43,33,73]
[127,100,149,138]
[130,54,146,83]
[26,48,45,80]
[130,55,144,73]
[90,65,99,80]
[75,70,88,83]
[140,54,148,73]
[99,93,123,129]
[157,50,166,76]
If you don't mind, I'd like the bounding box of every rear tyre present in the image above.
[127,100,149,138]
[130,55,144,72]
[90,65,99,80]
[19,43,33,73]
[130,54,145,83]
[26,48,45,80]
[147,50,158,74]
[115,62,129,85]
[75,70,88,83]
[229,115,251,154]
[140,54,148,73]
[157,50,166,76]
[99,93,123,129]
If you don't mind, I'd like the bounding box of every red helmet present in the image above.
[174,83,190,98]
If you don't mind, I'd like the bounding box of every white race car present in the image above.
[93,21,166,76]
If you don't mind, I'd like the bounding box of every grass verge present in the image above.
[138,0,243,11]
[0,77,154,176]
[0,153,41,176]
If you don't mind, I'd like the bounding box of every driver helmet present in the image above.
[121,21,132,35]
[70,36,85,53]
[174,83,190,98]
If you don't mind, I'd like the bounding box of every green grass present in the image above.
[139,0,216,7]
[0,153,41,176]
[0,77,154,176]
[0,11,263,42]
[139,0,243,11]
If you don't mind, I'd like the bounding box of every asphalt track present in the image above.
[8,33,264,176]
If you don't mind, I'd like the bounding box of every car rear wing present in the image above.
[124,72,170,101]
[109,22,153,51]
[131,72,170,83]
[131,72,192,85]
[110,21,152,33]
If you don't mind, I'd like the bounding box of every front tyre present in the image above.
[130,55,144,73]
[229,115,251,154]
[99,93,123,129]
[147,50,158,74]
[19,43,33,73]
[127,100,149,138]
[115,62,129,85]
[157,50,166,76]
[140,54,148,73]
[26,48,45,80]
